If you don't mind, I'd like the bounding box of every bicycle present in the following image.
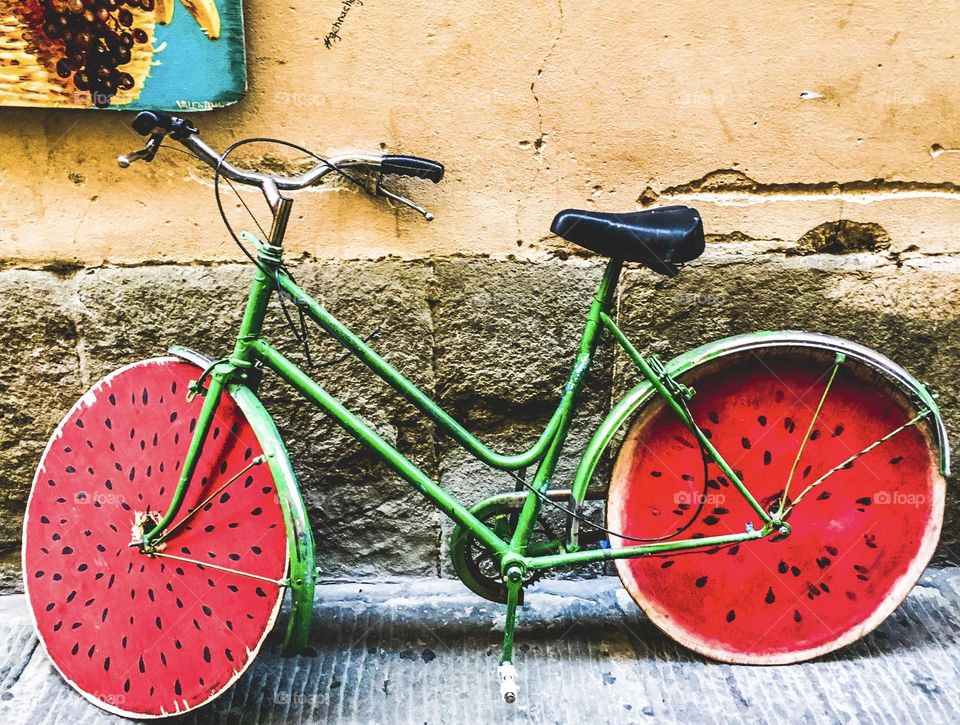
[22,111,950,718]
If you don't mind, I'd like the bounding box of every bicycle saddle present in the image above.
[550,205,705,276]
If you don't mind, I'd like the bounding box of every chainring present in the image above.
[449,496,559,604]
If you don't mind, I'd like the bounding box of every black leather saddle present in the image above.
[550,205,705,276]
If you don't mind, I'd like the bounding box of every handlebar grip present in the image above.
[381,155,444,183]
[131,110,197,139]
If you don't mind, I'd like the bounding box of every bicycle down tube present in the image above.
[141,234,775,569]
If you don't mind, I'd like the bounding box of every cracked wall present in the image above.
[2,1,960,583]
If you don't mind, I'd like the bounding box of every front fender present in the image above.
[570,331,950,506]
[169,345,316,656]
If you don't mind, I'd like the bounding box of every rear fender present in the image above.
[570,331,950,510]
[169,346,316,655]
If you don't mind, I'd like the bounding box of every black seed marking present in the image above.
[174,679,182,696]
[826,545,839,556]
[890,456,903,465]
[160,652,167,666]
[763,451,772,465]
[229,553,240,561]
[203,646,211,663]
[84,598,94,607]
[846,591,857,601]
[123,679,130,693]
[855,497,872,506]
[728,545,740,556]
[45,602,55,612]
[169,411,178,423]
[853,564,868,573]
[794,609,802,623]
[219,461,228,475]
[741,437,751,449]
[141,388,148,405]
[765,587,775,604]
[650,470,662,478]
[255,586,267,598]
[864,534,877,549]
[225,648,234,662]
[138,655,145,673]
[109,393,116,406]
[66,591,76,603]
[227,584,239,592]
[820,582,830,593]
[251,507,262,516]
[251,546,262,555]
[703,516,720,525]
[857,574,869,581]
[71,643,79,655]
[155,616,162,630]
[103,656,110,671]
[660,560,674,569]
[65,466,75,474]
[791,566,801,577]
[176,598,183,609]
[817,490,831,500]
[784,418,795,433]
[53,621,62,631]
[219,493,231,504]
[695,576,708,588]
[810,429,820,441]
[175,638,182,649]
[76,419,84,429]
[706,479,720,490]
[180,547,191,555]
[202,605,213,616]
[87,644,95,658]
[726,610,736,622]
[101,608,108,623]
[758,415,767,426]
[707,411,720,424]
[40,515,49,524]
[833,424,844,437]
[807,584,821,597]
[816,557,831,569]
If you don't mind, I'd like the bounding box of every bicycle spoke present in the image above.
[785,408,931,514]
[779,356,842,513]
[152,455,266,545]
[148,551,287,586]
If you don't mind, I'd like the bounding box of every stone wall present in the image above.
[2,1,960,586]
[2,243,958,587]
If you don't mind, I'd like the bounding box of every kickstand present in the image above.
[498,574,522,703]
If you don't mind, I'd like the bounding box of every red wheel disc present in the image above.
[608,349,944,663]
[23,358,288,717]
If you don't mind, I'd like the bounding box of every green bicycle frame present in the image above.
[140,231,776,577]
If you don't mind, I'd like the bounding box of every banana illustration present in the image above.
[157,0,220,40]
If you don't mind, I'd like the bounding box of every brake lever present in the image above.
[117,131,165,168]
[375,176,434,221]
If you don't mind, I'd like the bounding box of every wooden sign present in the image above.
[0,0,246,110]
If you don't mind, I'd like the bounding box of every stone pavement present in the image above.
[0,571,957,724]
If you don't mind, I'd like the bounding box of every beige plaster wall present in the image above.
[2,0,960,266]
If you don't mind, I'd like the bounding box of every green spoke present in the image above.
[779,355,843,514]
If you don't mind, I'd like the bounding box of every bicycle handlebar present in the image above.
[119,111,444,215]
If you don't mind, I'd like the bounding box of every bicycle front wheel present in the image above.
[23,358,289,717]
[607,342,945,664]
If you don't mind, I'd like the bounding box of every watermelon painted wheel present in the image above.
[608,345,945,664]
[23,358,289,717]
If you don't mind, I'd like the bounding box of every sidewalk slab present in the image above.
[0,571,957,724]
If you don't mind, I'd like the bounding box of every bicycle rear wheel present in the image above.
[23,358,288,717]
[607,344,945,663]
